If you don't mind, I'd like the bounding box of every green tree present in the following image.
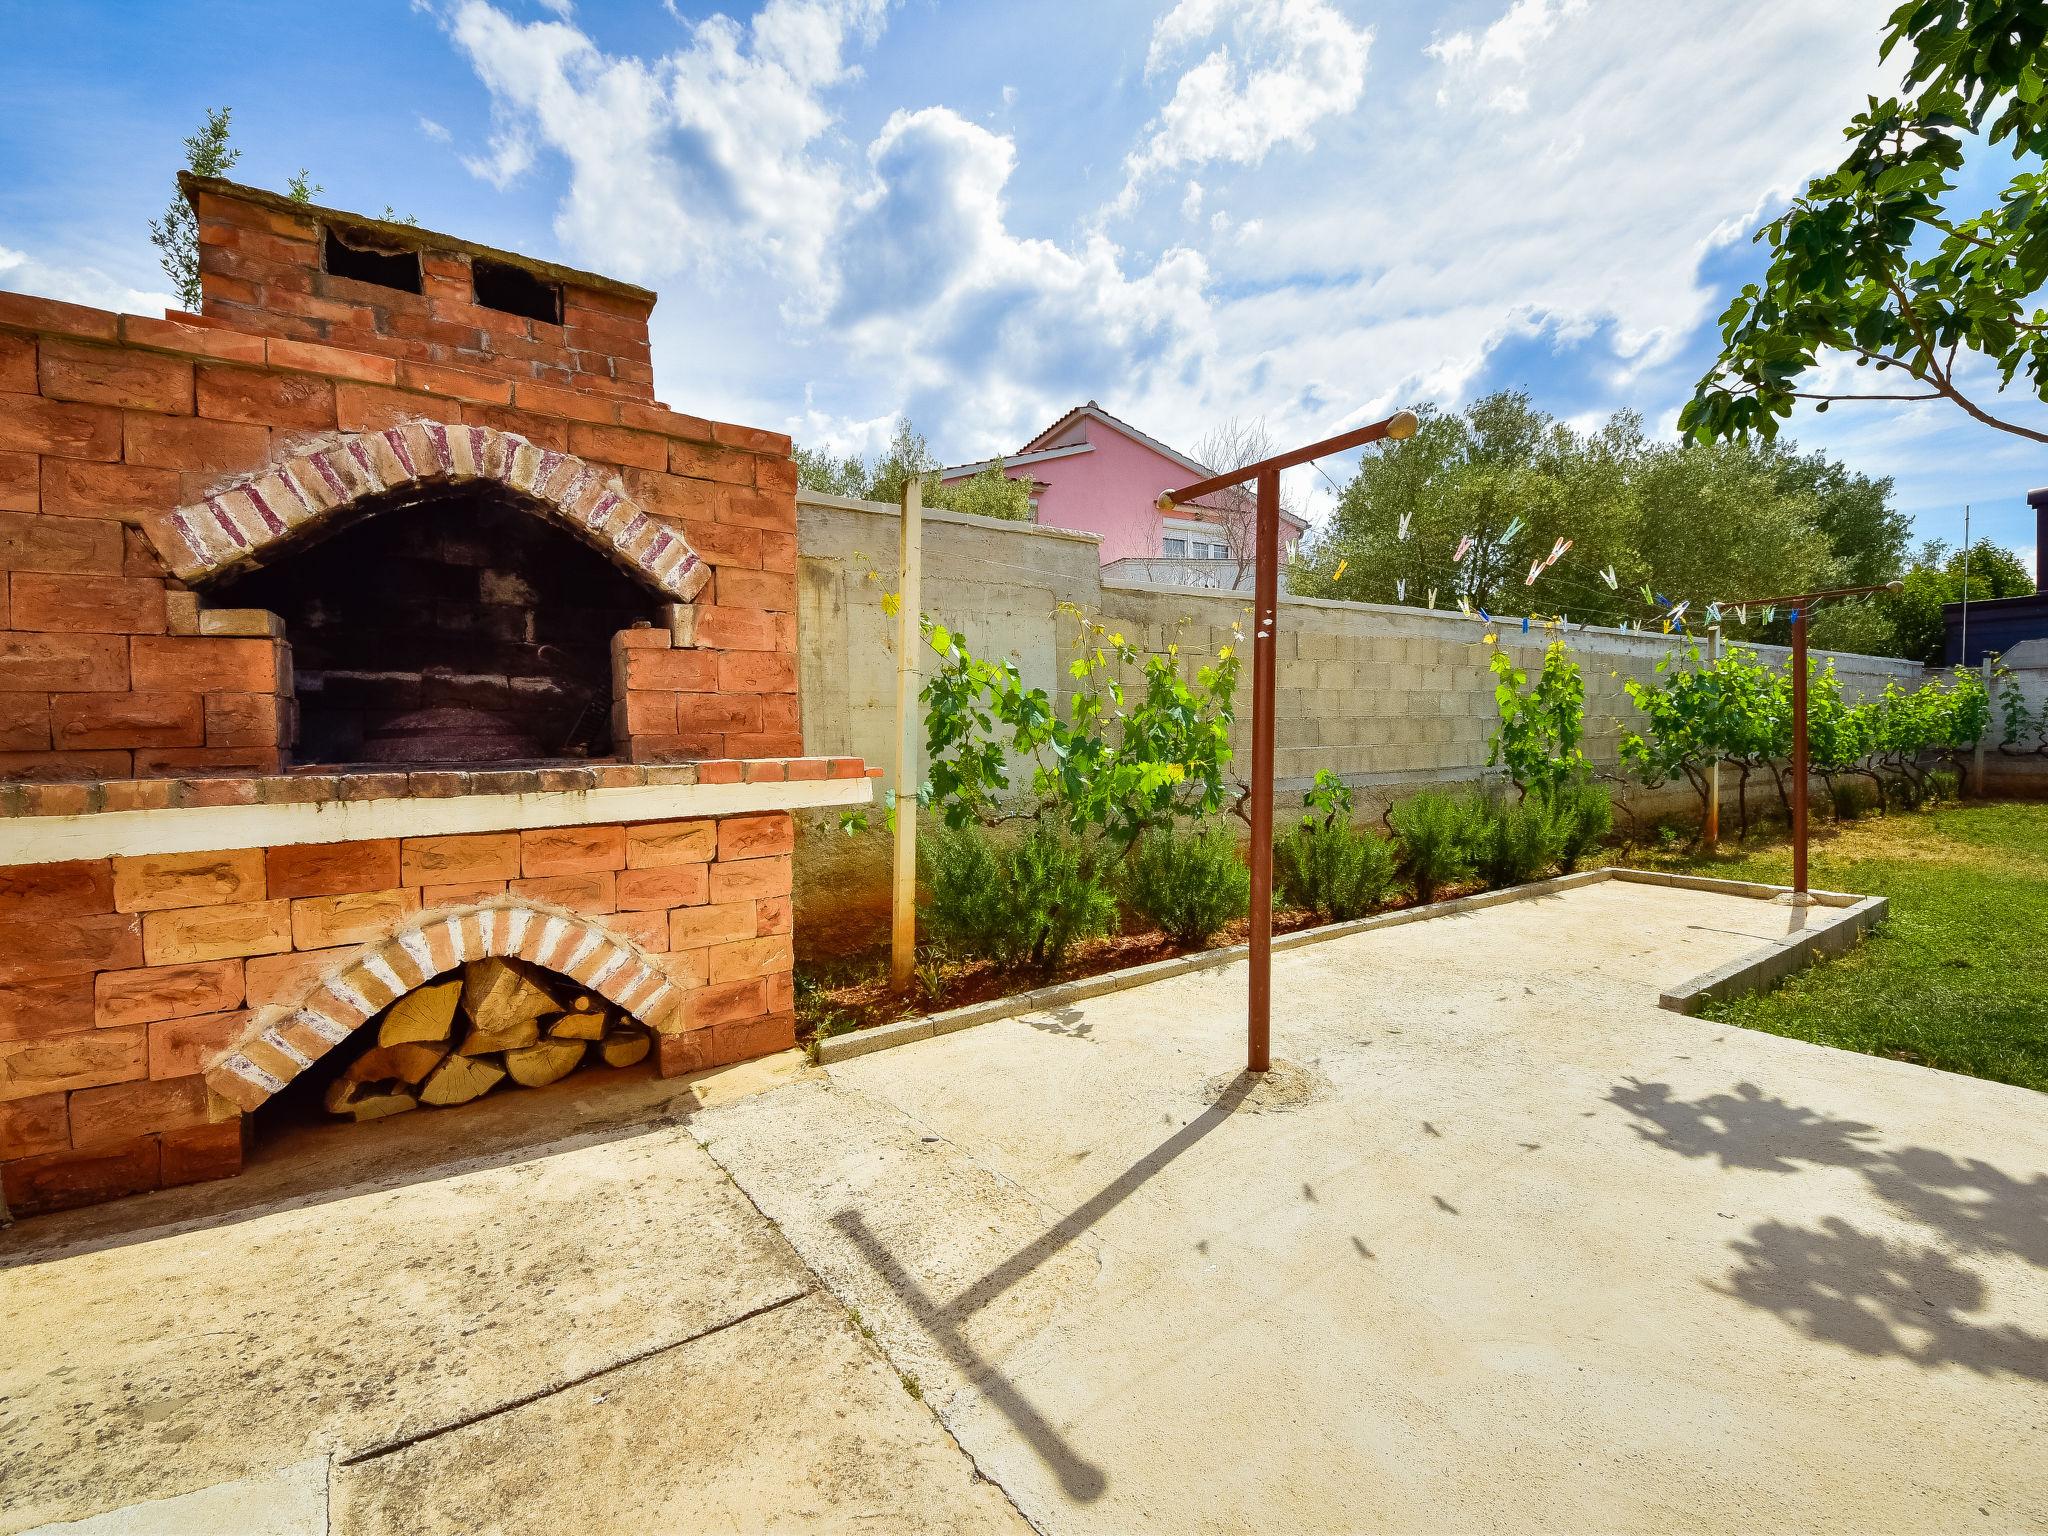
[793,444,868,497]
[932,458,1033,521]
[149,107,239,310]
[1683,0,2048,447]
[1885,537,2036,662]
[793,417,1032,520]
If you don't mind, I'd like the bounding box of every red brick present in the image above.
[130,635,278,693]
[97,960,244,1029]
[70,1072,213,1147]
[0,747,131,779]
[718,650,797,693]
[333,380,437,433]
[784,757,827,781]
[401,832,521,885]
[0,508,125,573]
[0,1024,146,1101]
[0,975,97,1042]
[418,879,507,907]
[717,812,794,861]
[38,458,183,522]
[12,572,166,634]
[621,467,719,522]
[195,364,337,429]
[679,520,761,568]
[204,691,282,748]
[0,391,121,460]
[606,907,668,952]
[3,1134,160,1213]
[49,691,201,749]
[38,338,193,414]
[623,648,718,692]
[619,690,676,736]
[691,604,780,651]
[759,530,796,573]
[244,949,345,1008]
[0,331,33,393]
[676,694,761,734]
[715,568,796,612]
[121,412,269,473]
[668,438,754,486]
[616,863,708,910]
[511,378,615,425]
[682,975,767,1028]
[755,894,791,935]
[0,860,113,920]
[0,1091,68,1159]
[265,839,400,899]
[668,900,756,950]
[141,900,291,966]
[263,337,399,384]
[723,731,804,758]
[0,914,141,984]
[291,888,418,949]
[113,848,265,913]
[710,854,792,902]
[752,457,798,496]
[709,421,791,456]
[625,819,715,868]
[161,1118,244,1186]
[0,290,118,341]
[397,359,514,405]
[0,632,126,693]
[135,746,279,777]
[569,420,666,471]
[708,933,792,985]
[520,824,627,877]
[121,314,268,366]
[508,872,615,914]
[0,449,34,513]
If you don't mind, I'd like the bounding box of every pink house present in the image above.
[940,402,1308,582]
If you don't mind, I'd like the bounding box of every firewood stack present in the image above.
[323,957,653,1120]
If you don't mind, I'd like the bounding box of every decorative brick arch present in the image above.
[204,898,686,1114]
[146,421,710,601]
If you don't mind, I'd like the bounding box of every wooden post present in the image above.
[1704,625,1721,847]
[1245,467,1280,1074]
[1975,656,1992,797]
[890,478,923,991]
[1790,608,1810,899]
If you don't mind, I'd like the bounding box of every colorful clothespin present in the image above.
[1705,602,1722,626]
[1521,615,1531,634]
[1788,607,1800,625]
[1478,607,1493,625]
[1640,583,1655,606]
[1525,559,1544,586]
[1545,537,1572,567]
[1500,515,1524,543]
[1458,593,1474,616]
[1667,600,1690,624]
[1332,558,1349,583]
[1454,534,1475,563]
[1762,605,1776,625]
[1601,564,1619,590]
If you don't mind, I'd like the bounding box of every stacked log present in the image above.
[323,957,655,1120]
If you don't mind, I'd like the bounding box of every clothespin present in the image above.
[1459,594,1474,616]
[1478,607,1493,625]
[1545,537,1572,567]
[1655,592,1672,608]
[1332,558,1348,583]
[1427,586,1438,609]
[1788,607,1800,625]
[1640,583,1655,606]
[1762,605,1776,625]
[1601,564,1619,590]
[1705,602,1721,626]
[1735,604,1747,626]
[1397,512,1412,541]
[1500,515,1524,543]
[1521,615,1531,635]
[1396,578,1406,602]
[1525,559,1543,586]
[1454,534,1475,563]
[1667,600,1690,623]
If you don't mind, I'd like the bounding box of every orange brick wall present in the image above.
[0,810,796,1215]
[189,180,657,401]
[0,289,798,778]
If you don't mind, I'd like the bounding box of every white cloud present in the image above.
[1117,0,1372,206]
[1426,0,1586,109]
[419,115,452,141]
[1181,180,1204,219]
[445,0,886,290]
[0,242,177,318]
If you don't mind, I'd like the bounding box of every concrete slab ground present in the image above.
[697,880,2048,1533]
[0,1055,1023,1536]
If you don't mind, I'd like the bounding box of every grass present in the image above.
[1632,801,2048,1093]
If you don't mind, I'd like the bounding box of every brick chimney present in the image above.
[184,174,656,401]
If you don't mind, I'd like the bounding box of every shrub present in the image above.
[1830,778,1874,821]
[1468,789,1563,888]
[1125,826,1250,946]
[1541,774,1613,873]
[920,823,1116,975]
[1275,820,1398,921]
[1926,768,1960,802]
[1388,790,1476,903]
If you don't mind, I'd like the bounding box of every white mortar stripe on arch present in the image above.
[397,929,435,977]
[260,1027,313,1068]
[0,778,870,869]
[325,976,374,1019]
[362,955,406,997]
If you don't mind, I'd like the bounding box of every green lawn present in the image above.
[1633,802,2048,1094]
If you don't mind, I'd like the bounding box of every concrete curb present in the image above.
[814,866,1884,1064]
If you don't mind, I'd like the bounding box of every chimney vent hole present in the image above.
[473,257,561,325]
[322,226,423,294]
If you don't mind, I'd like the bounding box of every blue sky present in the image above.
[3,0,2042,561]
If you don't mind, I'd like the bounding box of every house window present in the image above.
[1162,536,1188,557]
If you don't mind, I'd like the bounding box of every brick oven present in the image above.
[0,176,873,1218]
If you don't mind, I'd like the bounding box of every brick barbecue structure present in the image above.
[0,177,872,1217]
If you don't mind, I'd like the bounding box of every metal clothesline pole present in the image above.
[1158,408,1418,1074]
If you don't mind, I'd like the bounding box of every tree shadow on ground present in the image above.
[1605,1077,2048,1383]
